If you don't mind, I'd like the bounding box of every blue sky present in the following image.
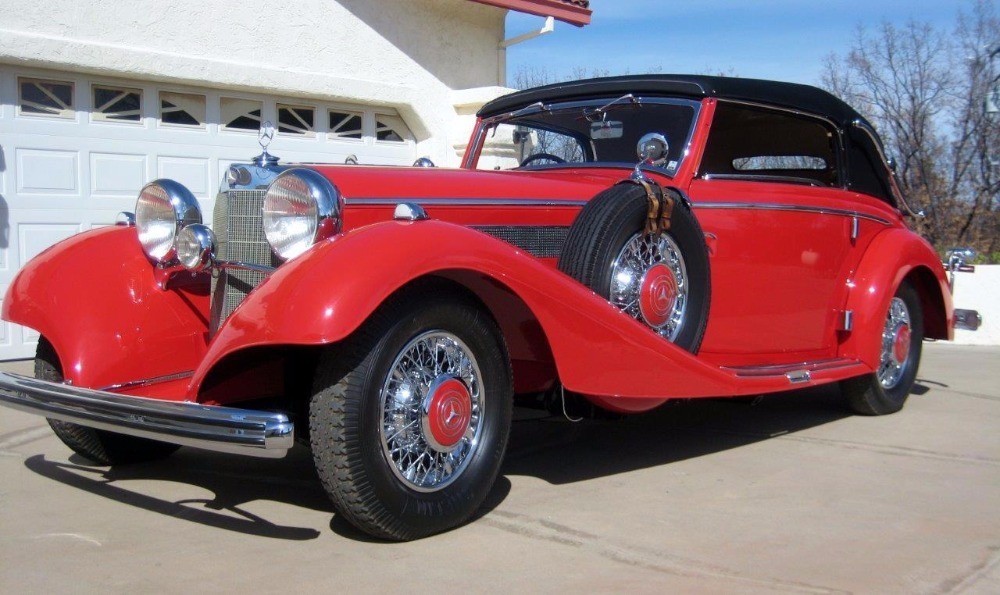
[505,0,966,86]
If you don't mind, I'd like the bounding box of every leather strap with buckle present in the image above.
[619,178,675,235]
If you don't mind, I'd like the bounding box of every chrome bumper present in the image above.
[0,373,293,458]
[954,309,982,331]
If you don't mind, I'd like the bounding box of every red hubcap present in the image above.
[892,324,911,365]
[424,378,472,450]
[639,263,678,328]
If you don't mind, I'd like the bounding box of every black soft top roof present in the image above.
[478,74,866,128]
[478,75,902,209]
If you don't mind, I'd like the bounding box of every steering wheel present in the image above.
[520,153,567,167]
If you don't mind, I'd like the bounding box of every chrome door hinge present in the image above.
[838,310,854,332]
[850,216,859,241]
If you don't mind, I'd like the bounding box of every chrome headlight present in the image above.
[262,168,342,261]
[176,223,216,272]
[135,180,202,262]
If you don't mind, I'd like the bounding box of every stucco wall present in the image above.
[950,264,1000,346]
[0,0,508,164]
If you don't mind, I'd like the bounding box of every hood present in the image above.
[301,164,641,205]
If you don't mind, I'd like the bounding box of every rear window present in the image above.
[700,102,840,187]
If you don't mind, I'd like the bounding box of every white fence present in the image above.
[951,264,1000,346]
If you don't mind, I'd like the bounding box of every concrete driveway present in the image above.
[1,343,997,594]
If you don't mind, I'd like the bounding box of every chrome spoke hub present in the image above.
[877,297,911,389]
[380,331,484,492]
[610,231,688,341]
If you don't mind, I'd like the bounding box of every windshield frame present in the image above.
[464,96,703,177]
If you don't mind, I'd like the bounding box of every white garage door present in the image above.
[0,66,418,360]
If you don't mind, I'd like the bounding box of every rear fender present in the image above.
[2,227,210,394]
[840,228,952,366]
[194,220,740,405]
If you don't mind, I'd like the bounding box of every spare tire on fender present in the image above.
[557,183,711,353]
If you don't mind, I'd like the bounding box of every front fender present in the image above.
[839,228,952,367]
[194,220,740,403]
[2,227,210,394]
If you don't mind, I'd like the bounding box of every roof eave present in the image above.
[470,0,592,26]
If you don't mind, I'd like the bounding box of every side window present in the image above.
[700,103,840,187]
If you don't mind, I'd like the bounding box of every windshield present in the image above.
[471,97,700,176]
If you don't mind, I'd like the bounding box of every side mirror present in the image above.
[947,247,977,270]
[946,247,977,290]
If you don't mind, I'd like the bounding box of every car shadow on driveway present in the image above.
[21,382,856,541]
[22,446,329,541]
[501,383,852,484]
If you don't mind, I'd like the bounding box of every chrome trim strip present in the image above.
[0,373,293,458]
[702,173,823,187]
[96,371,194,393]
[347,198,589,207]
[216,260,277,274]
[724,358,861,377]
[717,99,841,134]
[693,202,892,225]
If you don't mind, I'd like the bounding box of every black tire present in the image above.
[309,286,513,541]
[841,281,924,415]
[558,183,711,353]
[36,338,180,465]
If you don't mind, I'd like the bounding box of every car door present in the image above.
[688,101,887,362]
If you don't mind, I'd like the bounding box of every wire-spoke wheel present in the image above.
[842,281,923,415]
[309,284,512,541]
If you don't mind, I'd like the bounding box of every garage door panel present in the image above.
[91,152,146,197]
[158,156,210,198]
[16,149,79,196]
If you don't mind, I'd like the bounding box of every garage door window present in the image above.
[160,91,206,128]
[329,110,363,140]
[18,77,74,118]
[278,103,315,136]
[375,113,412,143]
[93,85,142,123]
[222,97,263,132]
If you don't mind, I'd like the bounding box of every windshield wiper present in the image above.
[486,101,550,135]
[584,94,640,122]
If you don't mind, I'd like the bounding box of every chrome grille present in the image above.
[472,226,569,258]
[210,189,279,332]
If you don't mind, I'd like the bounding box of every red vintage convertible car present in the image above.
[0,76,981,540]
